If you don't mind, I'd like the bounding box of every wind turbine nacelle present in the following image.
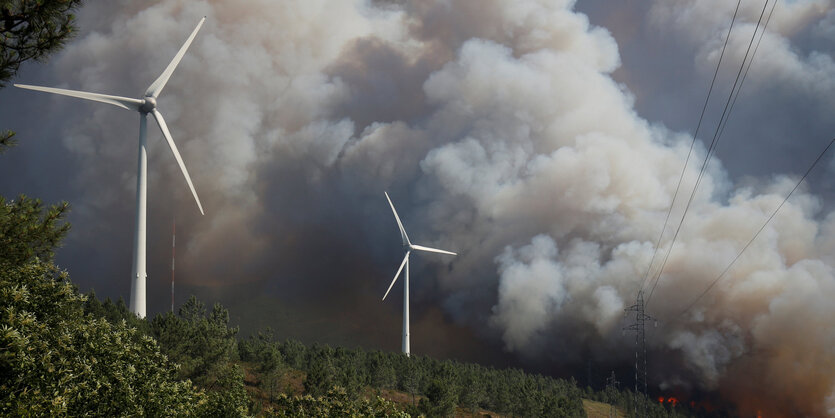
[139,96,157,113]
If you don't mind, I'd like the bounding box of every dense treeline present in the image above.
[86,291,673,417]
[84,293,589,416]
[237,327,721,418]
[0,193,725,417]
[239,330,587,417]
[82,294,411,416]
[84,294,250,415]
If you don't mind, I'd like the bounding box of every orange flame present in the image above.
[658,396,680,406]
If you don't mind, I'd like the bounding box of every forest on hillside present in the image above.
[0,191,728,416]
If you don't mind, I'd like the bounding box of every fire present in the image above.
[657,396,679,407]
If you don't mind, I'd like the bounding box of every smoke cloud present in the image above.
[2,0,835,415]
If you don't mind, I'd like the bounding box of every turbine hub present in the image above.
[139,96,156,113]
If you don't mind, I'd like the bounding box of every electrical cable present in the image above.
[715,0,778,143]
[636,0,742,295]
[645,0,772,309]
[674,136,835,320]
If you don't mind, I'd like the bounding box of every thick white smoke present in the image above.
[13,0,835,415]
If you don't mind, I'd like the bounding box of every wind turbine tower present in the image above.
[381,192,456,356]
[15,18,207,318]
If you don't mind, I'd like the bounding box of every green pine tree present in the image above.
[1,0,85,149]
[0,196,206,415]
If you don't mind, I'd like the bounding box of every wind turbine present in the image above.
[15,18,207,318]
[381,192,456,357]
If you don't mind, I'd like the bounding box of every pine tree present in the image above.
[150,296,249,416]
[1,0,83,86]
[419,378,458,417]
[1,0,85,148]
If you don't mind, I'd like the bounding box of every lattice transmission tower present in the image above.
[624,290,654,417]
[605,371,620,418]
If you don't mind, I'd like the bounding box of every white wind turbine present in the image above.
[15,18,207,318]
[381,192,456,357]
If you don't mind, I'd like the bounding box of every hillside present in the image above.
[82,292,704,417]
[583,399,626,418]
[0,194,710,417]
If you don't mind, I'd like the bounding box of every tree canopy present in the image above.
[1,0,82,86]
[1,0,84,148]
[0,197,206,416]
[0,195,69,267]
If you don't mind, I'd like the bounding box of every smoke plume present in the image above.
[2,0,835,415]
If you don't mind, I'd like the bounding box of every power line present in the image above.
[647,0,773,307]
[675,136,835,320]
[715,0,778,143]
[645,0,774,308]
[637,0,742,295]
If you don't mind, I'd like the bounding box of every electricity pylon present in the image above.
[624,290,654,418]
[605,371,620,418]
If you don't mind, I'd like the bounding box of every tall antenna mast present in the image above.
[171,217,175,312]
[624,290,654,417]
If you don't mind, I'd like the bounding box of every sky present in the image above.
[1,0,835,415]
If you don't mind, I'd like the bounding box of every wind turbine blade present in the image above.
[151,109,204,215]
[14,84,143,110]
[410,244,457,256]
[382,252,409,301]
[384,191,410,246]
[145,17,206,98]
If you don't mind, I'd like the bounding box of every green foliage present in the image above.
[266,386,408,418]
[304,344,337,397]
[239,327,283,372]
[0,130,14,153]
[418,378,457,417]
[152,296,238,381]
[458,371,486,415]
[201,364,249,417]
[151,295,249,416]
[398,358,421,406]
[0,199,205,415]
[241,334,590,417]
[0,195,69,267]
[369,352,396,390]
[239,327,285,404]
[83,291,150,335]
[1,0,83,151]
[280,338,306,369]
[0,0,83,86]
